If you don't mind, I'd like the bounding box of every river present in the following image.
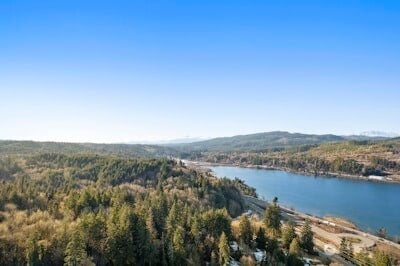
[210,166,400,238]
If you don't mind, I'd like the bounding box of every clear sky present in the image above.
[1,0,399,143]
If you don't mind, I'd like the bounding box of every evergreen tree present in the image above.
[299,220,314,254]
[189,248,202,266]
[200,208,231,239]
[263,198,281,238]
[281,221,296,249]
[286,254,304,266]
[238,214,252,246]
[255,227,268,250]
[105,205,136,265]
[132,217,154,264]
[265,238,279,255]
[289,237,301,257]
[26,231,43,266]
[146,208,158,242]
[151,190,169,235]
[172,226,186,265]
[64,230,88,266]
[218,232,230,266]
[287,238,304,266]
[166,201,183,241]
[78,212,106,264]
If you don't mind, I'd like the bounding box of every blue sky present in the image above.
[1,0,399,143]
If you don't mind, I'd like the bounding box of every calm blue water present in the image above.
[211,166,400,237]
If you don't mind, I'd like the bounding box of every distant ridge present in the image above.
[360,131,399,138]
[0,140,177,158]
[1,131,393,156]
[170,131,348,152]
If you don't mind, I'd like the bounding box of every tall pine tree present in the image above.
[218,232,230,266]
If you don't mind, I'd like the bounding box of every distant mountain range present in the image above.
[168,131,366,152]
[1,131,397,156]
[359,131,399,138]
[0,140,177,158]
[169,131,400,152]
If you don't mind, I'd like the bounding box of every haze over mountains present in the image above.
[360,131,400,138]
[127,137,209,145]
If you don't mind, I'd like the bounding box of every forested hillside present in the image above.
[0,140,178,158]
[0,140,397,264]
[194,139,400,182]
[0,154,254,265]
[0,152,333,265]
[173,131,346,152]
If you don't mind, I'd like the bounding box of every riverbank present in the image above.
[242,195,400,262]
[202,162,400,238]
[183,160,400,184]
[187,159,400,261]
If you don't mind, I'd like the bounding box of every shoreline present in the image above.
[184,160,400,239]
[184,160,400,184]
[242,195,400,256]
[185,159,400,240]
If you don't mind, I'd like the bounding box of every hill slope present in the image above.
[196,138,400,182]
[172,131,347,152]
[0,153,253,264]
[0,140,178,158]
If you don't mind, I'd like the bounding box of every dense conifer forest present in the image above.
[0,143,396,265]
[0,154,255,265]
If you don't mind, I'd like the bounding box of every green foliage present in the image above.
[287,237,303,266]
[171,226,186,264]
[264,198,281,238]
[26,231,44,266]
[265,238,279,255]
[191,138,400,178]
[238,214,253,246]
[146,208,158,241]
[105,204,154,265]
[231,178,257,197]
[0,140,177,157]
[286,254,304,266]
[374,251,392,266]
[281,221,297,249]
[371,156,400,171]
[355,250,373,265]
[174,131,346,152]
[299,220,314,254]
[255,227,268,250]
[199,209,232,240]
[77,212,107,264]
[289,237,301,257]
[331,157,363,175]
[64,230,88,266]
[218,232,230,266]
[0,154,245,265]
